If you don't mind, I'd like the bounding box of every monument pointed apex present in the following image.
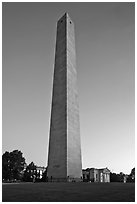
[57,12,66,22]
[65,12,69,16]
[57,12,72,22]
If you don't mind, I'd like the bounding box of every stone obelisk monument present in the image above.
[47,13,82,182]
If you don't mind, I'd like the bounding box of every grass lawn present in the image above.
[2,182,135,202]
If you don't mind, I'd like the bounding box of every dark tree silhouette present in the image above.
[2,151,11,180]
[2,150,26,181]
[131,168,135,179]
[23,162,36,182]
[110,173,118,182]
[110,172,125,182]
[127,167,135,182]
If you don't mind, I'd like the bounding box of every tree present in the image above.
[2,151,11,180]
[2,150,26,181]
[119,172,125,182]
[131,168,135,179]
[127,167,135,182]
[110,172,124,182]
[110,173,118,182]
[23,162,36,182]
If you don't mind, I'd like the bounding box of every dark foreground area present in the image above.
[2,182,135,202]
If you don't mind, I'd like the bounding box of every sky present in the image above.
[2,2,135,174]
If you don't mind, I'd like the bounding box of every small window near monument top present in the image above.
[70,21,72,24]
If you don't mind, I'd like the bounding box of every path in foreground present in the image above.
[2,182,135,202]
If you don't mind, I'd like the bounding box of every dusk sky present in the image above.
[3,2,134,174]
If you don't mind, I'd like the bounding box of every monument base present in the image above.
[47,177,83,182]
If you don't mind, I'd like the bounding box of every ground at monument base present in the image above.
[2,182,135,202]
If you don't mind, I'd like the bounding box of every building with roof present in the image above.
[83,167,110,182]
